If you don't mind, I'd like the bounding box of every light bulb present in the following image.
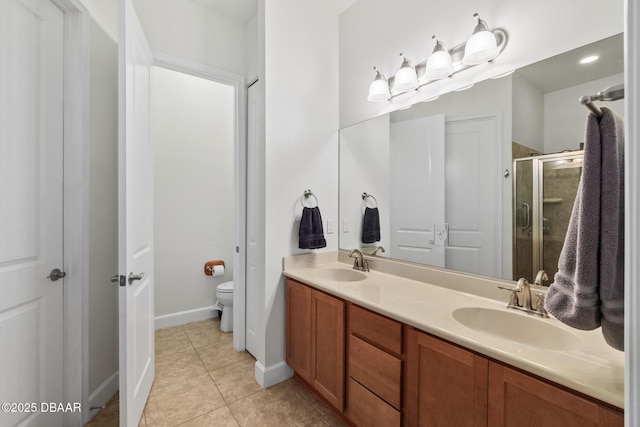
[367,67,391,102]
[462,13,499,65]
[425,36,454,81]
[393,53,418,92]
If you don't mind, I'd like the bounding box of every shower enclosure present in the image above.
[513,150,584,283]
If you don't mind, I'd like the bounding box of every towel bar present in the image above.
[302,189,319,208]
[362,192,378,208]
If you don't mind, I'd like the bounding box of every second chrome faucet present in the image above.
[499,271,549,318]
[349,249,369,272]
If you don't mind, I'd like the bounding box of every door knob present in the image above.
[111,275,125,286]
[128,272,145,285]
[47,268,67,282]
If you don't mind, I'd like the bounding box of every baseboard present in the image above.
[254,360,293,388]
[86,371,118,422]
[154,306,219,330]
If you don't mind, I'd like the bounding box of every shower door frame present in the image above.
[512,150,583,281]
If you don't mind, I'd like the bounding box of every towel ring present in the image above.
[301,189,319,208]
[362,192,378,208]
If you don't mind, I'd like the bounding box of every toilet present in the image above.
[215,281,234,332]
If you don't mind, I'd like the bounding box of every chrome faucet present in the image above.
[371,246,385,256]
[348,249,369,272]
[498,277,548,318]
[515,278,533,312]
[534,270,549,287]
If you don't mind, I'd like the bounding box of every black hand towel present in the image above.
[299,206,327,250]
[362,207,381,244]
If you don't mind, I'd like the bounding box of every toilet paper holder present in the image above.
[204,260,225,276]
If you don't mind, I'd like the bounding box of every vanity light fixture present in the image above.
[462,13,500,65]
[422,95,440,102]
[393,53,419,92]
[454,83,475,91]
[424,36,454,81]
[366,12,507,103]
[491,69,516,79]
[367,67,392,102]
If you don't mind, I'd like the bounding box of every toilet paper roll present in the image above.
[212,264,225,277]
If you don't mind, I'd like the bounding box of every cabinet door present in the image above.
[311,289,345,410]
[488,362,623,427]
[405,328,488,427]
[285,279,312,382]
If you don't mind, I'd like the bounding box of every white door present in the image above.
[245,79,260,357]
[390,114,446,266]
[0,0,64,426]
[118,0,155,425]
[444,115,501,277]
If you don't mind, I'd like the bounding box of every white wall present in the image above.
[339,0,624,128]
[245,12,259,83]
[133,0,247,75]
[339,114,390,252]
[85,14,119,411]
[258,0,351,381]
[152,67,235,319]
[512,72,545,153]
[544,73,624,153]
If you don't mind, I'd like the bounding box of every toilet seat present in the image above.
[217,281,233,293]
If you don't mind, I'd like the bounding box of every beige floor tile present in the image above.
[154,347,208,389]
[209,358,262,404]
[287,379,347,426]
[228,381,324,427]
[196,343,255,372]
[177,405,239,426]
[181,318,219,332]
[184,323,228,348]
[144,373,226,427]
[155,328,193,360]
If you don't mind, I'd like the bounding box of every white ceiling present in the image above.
[191,0,258,23]
[516,33,624,94]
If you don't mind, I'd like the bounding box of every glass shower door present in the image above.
[513,159,534,282]
[513,151,583,283]
[540,153,583,282]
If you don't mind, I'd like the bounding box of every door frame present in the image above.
[52,0,90,425]
[152,51,247,351]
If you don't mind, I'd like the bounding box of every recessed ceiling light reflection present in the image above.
[579,55,599,65]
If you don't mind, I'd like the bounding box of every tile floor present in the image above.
[85,317,347,426]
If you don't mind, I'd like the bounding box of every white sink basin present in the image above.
[312,267,367,282]
[452,307,582,351]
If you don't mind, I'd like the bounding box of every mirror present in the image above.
[339,34,624,282]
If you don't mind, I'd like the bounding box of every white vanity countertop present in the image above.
[282,252,625,409]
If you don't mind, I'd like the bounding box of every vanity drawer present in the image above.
[349,335,401,409]
[348,378,400,427]
[350,304,402,355]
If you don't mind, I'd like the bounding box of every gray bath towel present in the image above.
[545,107,625,351]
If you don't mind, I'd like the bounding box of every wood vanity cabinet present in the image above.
[405,327,488,427]
[285,278,345,411]
[347,304,403,427]
[488,362,624,427]
[285,277,623,426]
[405,327,624,427]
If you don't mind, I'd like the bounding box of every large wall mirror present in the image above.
[339,33,624,283]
